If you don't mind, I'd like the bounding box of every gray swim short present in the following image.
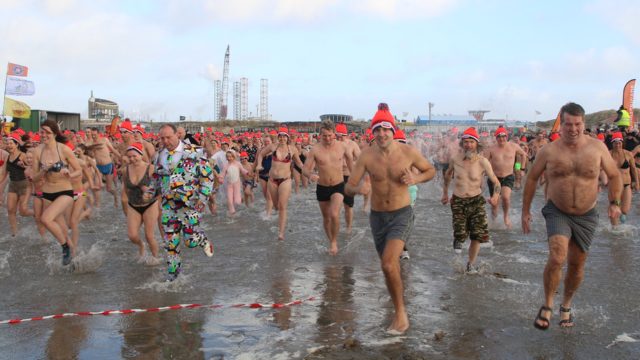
[369,205,414,256]
[541,200,598,252]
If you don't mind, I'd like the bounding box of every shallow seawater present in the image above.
[0,181,639,359]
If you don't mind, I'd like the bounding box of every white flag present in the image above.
[5,76,35,96]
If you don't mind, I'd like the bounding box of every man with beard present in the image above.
[441,127,500,273]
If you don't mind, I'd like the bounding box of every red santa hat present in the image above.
[7,132,23,145]
[611,131,623,142]
[119,119,133,133]
[394,129,407,143]
[461,127,480,142]
[370,103,396,133]
[335,123,348,136]
[278,127,289,137]
[494,127,508,137]
[127,142,144,155]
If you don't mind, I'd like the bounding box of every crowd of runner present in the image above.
[0,102,638,334]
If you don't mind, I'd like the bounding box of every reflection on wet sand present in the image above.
[315,265,356,345]
[45,311,87,360]
[121,312,206,359]
[269,246,292,331]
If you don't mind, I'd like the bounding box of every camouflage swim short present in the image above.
[450,194,489,243]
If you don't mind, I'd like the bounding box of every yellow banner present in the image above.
[3,97,31,119]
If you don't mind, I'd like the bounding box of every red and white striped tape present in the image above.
[0,296,316,325]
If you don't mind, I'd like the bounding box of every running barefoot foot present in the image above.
[328,243,338,256]
[278,234,285,241]
[346,226,352,235]
[504,217,512,229]
[387,313,409,335]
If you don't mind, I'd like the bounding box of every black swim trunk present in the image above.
[487,174,515,196]
[434,161,449,172]
[316,182,344,202]
[343,176,354,208]
[369,205,414,256]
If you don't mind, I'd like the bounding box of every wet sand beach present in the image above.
[0,181,639,359]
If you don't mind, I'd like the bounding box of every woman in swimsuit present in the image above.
[610,132,638,225]
[30,120,82,265]
[292,138,309,193]
[255,136,275,217]
[255,128,304,240]
[4,132,34,236]
[65,142,97,255]
[24,150,47,240]
[123,142,160,264]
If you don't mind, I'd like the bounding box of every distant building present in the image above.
[413,114,505,133]
[13,110,81,132]
[319,114,353,123]
[88,90,119,122]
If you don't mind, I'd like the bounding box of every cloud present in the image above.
[160,0,457,26]
[587,0,640,45]
[352,0,460,20]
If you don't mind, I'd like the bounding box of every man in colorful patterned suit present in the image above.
[154,124,215,281]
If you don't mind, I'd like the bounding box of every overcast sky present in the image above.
[1,0,638,123]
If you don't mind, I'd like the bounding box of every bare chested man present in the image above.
[442,127,500,273]
[345,103,435,335]
[528,130,548,164]
[485,127,527,228]
[88,127,120,207]
[523,102,622,330]
[335,123,360,233]
[302,120,353,255]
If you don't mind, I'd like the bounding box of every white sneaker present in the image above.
[202,241,214,257]
[400,250,410,260]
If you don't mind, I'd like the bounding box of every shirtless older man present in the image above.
[523,102,622,330]
[302,120,353,255]
[346,103,435,334]
[485,126,527,228]
[442,127,500,272]
[88,127,120,207]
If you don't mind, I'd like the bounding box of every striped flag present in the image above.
[7,63,28,77]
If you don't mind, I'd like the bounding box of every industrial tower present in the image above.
[233,81,240,120]
[240,77,248,120]
[260,79,268,120]
[214,45,230,120]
